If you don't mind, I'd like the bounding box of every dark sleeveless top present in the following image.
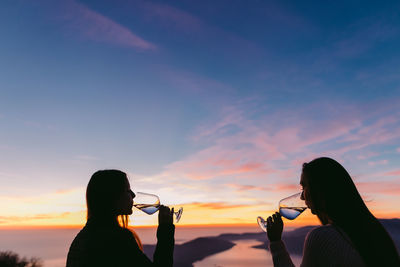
[66,218,174,267]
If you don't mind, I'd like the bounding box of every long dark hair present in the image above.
[86,169,143,250]
[86,169,128,220]
[302,157,400,266]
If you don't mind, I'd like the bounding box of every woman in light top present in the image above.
[266,157,400,267]
[67,169,175,267]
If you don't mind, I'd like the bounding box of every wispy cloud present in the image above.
[167,151,274,181]
[384,170,400,177]
[357,181,400,196]
[158,67,233,95]
[139,1,204,33]
[164,101,362,184]
[357,151,380,160]
[333,21,398,58]
[133,1,261,57]
[226,183,299,193]
[0,210,87,227]
[188,202,248,210]
[0,212,70,224]
[152,95,400,212]
[55,0,156,50]
[0,187,85,218]
[368,159,388,167]
[259,1,316,32]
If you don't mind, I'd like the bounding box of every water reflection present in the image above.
[193,240,302,267]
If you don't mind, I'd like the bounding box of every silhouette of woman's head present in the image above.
[86,170,135,220]
[300,157,364,224]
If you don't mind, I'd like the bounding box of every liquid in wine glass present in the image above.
[278,192,307,220]
[133,192,183,223]
[257,192,307,232]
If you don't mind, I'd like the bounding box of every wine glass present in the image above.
[132,192,183,223]
[257,192,307,232]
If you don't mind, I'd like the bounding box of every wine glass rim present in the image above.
[135,191,157,195]
[134,192,160,201]
[278,191,306,207]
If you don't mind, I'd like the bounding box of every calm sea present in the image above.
[0,226,301,267]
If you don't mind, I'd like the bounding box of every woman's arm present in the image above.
[267,212,295,267]
[153,205,175,267]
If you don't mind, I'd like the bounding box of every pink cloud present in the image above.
[139,1,203,33]
[354,116,400,144]
[159,68,233,96]
[384,170,400,176]
[134,1,261,58]
[357,151,380,160]
[368,159,388,166]
[274,184,300,192]
[164,97,400,199]
[226,183,271,192]
[188,202,248,210]
[166,102,364,182]
[357,181,400,196]
[168,147,275,180]
[225,183,300,195]
[58,1,156,50]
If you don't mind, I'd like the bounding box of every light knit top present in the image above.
[269,225,366,267]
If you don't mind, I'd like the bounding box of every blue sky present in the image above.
[1,0,400,226]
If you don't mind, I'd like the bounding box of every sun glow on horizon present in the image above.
[2,201,398,229]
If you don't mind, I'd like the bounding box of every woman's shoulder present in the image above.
[303,225,366,266]
[308,224,336,234]
[71,224,134,246]
[305,224,357,250]
[306,225,347,244]
[68,225,139,254]
[307,224,340,235]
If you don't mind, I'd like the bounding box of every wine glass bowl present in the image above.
[174,207,183,222]
[132,192,160,215]
[257,192,307,232]
[133,192,183,223]
[278,192,307,220]
[257,216,267,232]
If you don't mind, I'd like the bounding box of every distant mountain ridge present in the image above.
[143,219,400,267]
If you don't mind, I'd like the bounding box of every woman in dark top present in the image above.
[67,169,175,267]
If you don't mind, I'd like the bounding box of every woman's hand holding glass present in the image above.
[158,205,174,225]
[266,212,283,242]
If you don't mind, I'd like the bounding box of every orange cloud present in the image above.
[187,202,248,210]
[0,211,86,228]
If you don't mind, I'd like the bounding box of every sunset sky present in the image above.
[1,0,400,228]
